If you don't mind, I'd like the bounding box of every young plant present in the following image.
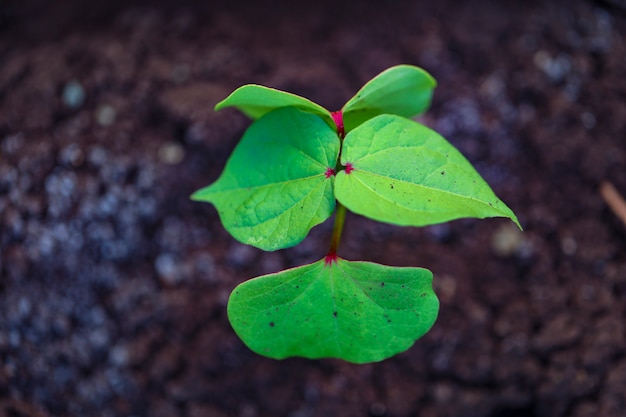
[192,65,520,364]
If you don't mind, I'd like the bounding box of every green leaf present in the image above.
[228,257,439,364]
[342,65,437,132]
[191,108,340,251]
[335,115,521,228]
[215,84,333,126]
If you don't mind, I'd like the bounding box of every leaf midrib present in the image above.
[339,169,505,216]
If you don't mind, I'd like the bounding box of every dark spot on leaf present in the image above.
[380,282,385,287]
[333,311,338,318]
[387,319,392,323]
[390,183,394,189]
[441,171,445,175]
[269,322,275,327]
[420,293,427,297]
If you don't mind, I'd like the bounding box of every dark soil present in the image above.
[1,1,626,416]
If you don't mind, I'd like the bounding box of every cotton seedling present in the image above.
[192,65,520,363]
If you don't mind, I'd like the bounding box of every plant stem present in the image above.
[325,201,346,265]
[325,109,346,266]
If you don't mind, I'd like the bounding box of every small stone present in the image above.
[227,243,257,268]
[491,223,524,257]
[533,50,571,82]
[87,146,108,167]
[96,104,117,126]
[185,122,207,144]
[109,344,130,367]
[63,80,86,109]
[60,143,85,167]
[155,253,184,285]
[581,112,596,130]
[87,327,110,350]
[158,142,185,165]
[561,236,577,255]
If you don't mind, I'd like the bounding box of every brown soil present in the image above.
[1,1,626,416]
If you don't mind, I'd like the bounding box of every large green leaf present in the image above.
[335,115,521,228]
[228,257,439,363]
[215,84,333,126]
[342,65,437,132]
[191,108,340,251]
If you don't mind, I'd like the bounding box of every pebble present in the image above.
[491,223,525,257]
[87,145,109,167]
[155,253,185,285]
[561,236,577,256]
[533,50,571,82]
[581,112,596,130]
[62,80,86,109]
[158,142,185,165]
[109,344,130,367]
[96,104,117,126]
[60,143,85,167]
[226,243,257,269]
[184,122,208,144]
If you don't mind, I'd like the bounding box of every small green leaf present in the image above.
[228,258,439,364]
[335,115,521,228]
[342,65,437,132]
[191,108,340,251]
[215,84,333,126]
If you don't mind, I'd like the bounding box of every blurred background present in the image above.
[1,0,625,416]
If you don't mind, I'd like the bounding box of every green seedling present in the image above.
[192,65,520,363]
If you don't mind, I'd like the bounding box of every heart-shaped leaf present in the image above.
[191,108,340,251]
[227,257,439,363]
[335,114,521,228]
[342,65,437,132]
[215,84,333,127]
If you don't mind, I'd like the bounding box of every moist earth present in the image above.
[1,1,626,416]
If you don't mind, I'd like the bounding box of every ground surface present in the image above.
[1,1,626,416]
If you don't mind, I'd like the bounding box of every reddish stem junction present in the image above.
[331,110,345,139]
